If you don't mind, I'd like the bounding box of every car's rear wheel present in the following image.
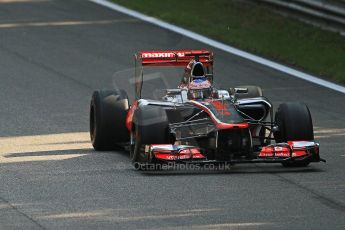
[274,102,314,167]
[90,89,129,150]
[130,106,170,168]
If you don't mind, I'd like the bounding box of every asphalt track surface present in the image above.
[0,0,344,229]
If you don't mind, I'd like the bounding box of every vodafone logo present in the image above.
[274,147,283,151]
[141,52,185,58]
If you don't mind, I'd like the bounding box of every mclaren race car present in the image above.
[90,50,324,169]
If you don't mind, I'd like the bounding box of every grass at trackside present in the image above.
[112,0,345,84]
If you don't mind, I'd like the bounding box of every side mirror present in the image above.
[234,87,249,94]
[217,90,231,99]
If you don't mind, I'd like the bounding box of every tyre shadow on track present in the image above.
[5,148,94,158]
[105,149,326,176]
[138,165,324,176]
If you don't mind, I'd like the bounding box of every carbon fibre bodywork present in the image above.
[123,50,323,166]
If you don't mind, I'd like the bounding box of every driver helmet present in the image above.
[188,78,212,100]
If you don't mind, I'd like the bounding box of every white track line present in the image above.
[89,0,345,94]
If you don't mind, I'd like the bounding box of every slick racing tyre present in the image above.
[230,85,263,99]
[90,89,129,150]
[130,105,170,166]
[274,102,314,167]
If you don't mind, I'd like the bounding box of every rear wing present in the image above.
[133,50,213,99]
[135,50,213,67]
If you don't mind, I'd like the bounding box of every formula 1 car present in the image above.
[90,50,324,169]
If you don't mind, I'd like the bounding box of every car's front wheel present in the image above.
[130,106,170,167]
[274,102,314,167]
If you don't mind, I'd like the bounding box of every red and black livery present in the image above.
[90,50,324,169]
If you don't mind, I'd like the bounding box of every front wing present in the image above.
[148,141,324,164]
